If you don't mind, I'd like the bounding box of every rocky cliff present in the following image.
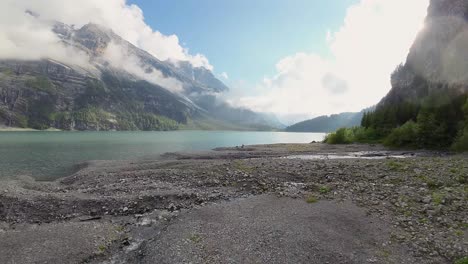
[361,0,468,149]
[0,20,276,131]
[380,0,468,106]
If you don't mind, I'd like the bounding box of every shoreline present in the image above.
[0,143,466,263]
[0,127,62,132]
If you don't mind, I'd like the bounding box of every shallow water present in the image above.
[285,151,411,160]
[0,130,325,181]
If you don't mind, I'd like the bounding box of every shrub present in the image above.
[324,128,353,144]
[319,186,331,194]
[352,127,380,143]
[306,195,319,203]
[452,128,468,152]
[384,120,419,148]
[325,127,380,145]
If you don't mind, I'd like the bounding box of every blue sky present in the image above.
[128,0,357,82]
[124,0,428,123]
[5,0,428,123]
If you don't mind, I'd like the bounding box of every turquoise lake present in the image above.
[0,131,325,181]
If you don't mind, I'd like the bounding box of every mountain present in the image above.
[0,20,278,131]
[285,111,364,133]
[355,0,468,150]
[380,0,468,107]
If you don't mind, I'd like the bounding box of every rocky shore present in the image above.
[0,143,466,264]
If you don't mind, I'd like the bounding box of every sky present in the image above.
[127,0,430,124]
[127,0,357,82]
[1,0,430,124]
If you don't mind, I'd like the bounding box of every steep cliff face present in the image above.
[361,0,468,149]
[0,59,193,130]
[381,0,468,106]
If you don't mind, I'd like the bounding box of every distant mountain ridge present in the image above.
[285,110,367,133]
[0,20,279,131]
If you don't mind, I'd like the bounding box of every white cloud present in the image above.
[0,0,212,70]
[234,0,430,121]
[0,1,92,68]
[103,42,184,93]
[220,72,229,79]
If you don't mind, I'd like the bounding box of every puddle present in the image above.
[284,151,414,160]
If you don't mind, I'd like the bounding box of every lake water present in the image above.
[0,131,325,181]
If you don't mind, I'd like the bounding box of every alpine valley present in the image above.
[0,20,281,131]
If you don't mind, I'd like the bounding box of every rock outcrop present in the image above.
[380,0,468,106]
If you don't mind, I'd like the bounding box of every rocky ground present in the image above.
[0,143,466,264]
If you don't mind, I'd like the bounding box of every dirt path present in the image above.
[126,195,420,264]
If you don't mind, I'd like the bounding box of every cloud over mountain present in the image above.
[0,0,212,70]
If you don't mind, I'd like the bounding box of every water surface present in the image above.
[0,131,325,181]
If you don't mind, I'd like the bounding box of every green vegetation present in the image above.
[15,114,28,128]
[324,127,379,144]
[97,244,106,253]
[306,195,319,203]
[117,113,179,131]
[431,192,445,205]
[26,76,55,93]
[0,68,14,77]
[324,128,353,144]
[387,160,405,171]
[232,160,254,173]
[319,185,331,194]
[189,234,203,243]
[326,88,468,151]
[455,257,468,264]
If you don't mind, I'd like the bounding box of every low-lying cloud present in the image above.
[103,42,184,93]
[0,4,91,68]
[0,0,212,70]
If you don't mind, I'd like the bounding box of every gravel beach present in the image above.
[0,143,466,263]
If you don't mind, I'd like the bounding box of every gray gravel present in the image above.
[0,143,466,263]
[0,220,122,264]
[134,195,421,264]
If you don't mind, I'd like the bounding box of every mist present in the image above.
[0,0,212,70]
[103,41,184,93]
[0,3,91,68]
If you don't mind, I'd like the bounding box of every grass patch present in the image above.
[0,68,13,76]
[232,160,254,173]
[287,144,314,152]
[306,195,319,204]
[427,179,443,190]
[189,233,202,243]
[431,192,445,205]
[115,225,125,232]
[319,185,331,194]
[417,174,443,189]
[457,174,467,184]
[97,244,106,253]
[419,218,428,224]
[387,160,405,171]
[455,257,468,264]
